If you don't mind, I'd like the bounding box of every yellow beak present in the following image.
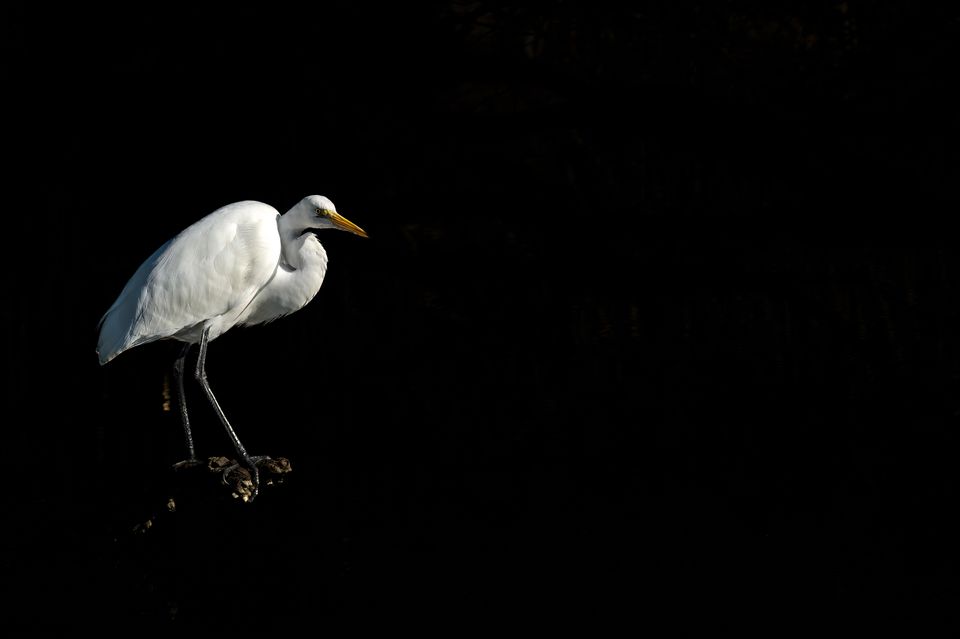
[329,212,368,238]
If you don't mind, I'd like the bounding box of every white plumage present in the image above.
[96,194,367,499]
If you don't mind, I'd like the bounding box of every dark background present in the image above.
[2,0,958,630]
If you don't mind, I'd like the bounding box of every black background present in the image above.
[3,1,959,631]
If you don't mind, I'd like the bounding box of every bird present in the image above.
[97,195,367,499]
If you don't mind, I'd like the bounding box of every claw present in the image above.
[172,458,204,471]
[175,455,291,502]
[219,462,258,501]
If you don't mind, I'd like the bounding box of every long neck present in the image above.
[279,232,329,301]
[278,214,311,268]
[241,219,329,325]
[278,215,329,293]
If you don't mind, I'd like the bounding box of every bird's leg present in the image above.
[171,343,202,469]
[194,327,262,499]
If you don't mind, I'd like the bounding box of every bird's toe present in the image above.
[171,458,205,471]
[220,463,257,502]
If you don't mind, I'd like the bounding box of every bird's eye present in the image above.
[316,207,329,217]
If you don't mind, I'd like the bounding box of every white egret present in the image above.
[97,195,367,499]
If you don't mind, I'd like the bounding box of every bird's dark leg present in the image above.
[171,343,201,469]
[195,327,261,499]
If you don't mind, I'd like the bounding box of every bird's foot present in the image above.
[255,456,293,475]
[171,457,205,471]
[208,455,292,503]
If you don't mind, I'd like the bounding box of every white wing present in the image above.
[97,201,282,364]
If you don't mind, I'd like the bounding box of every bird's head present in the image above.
[290,195,368,238]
